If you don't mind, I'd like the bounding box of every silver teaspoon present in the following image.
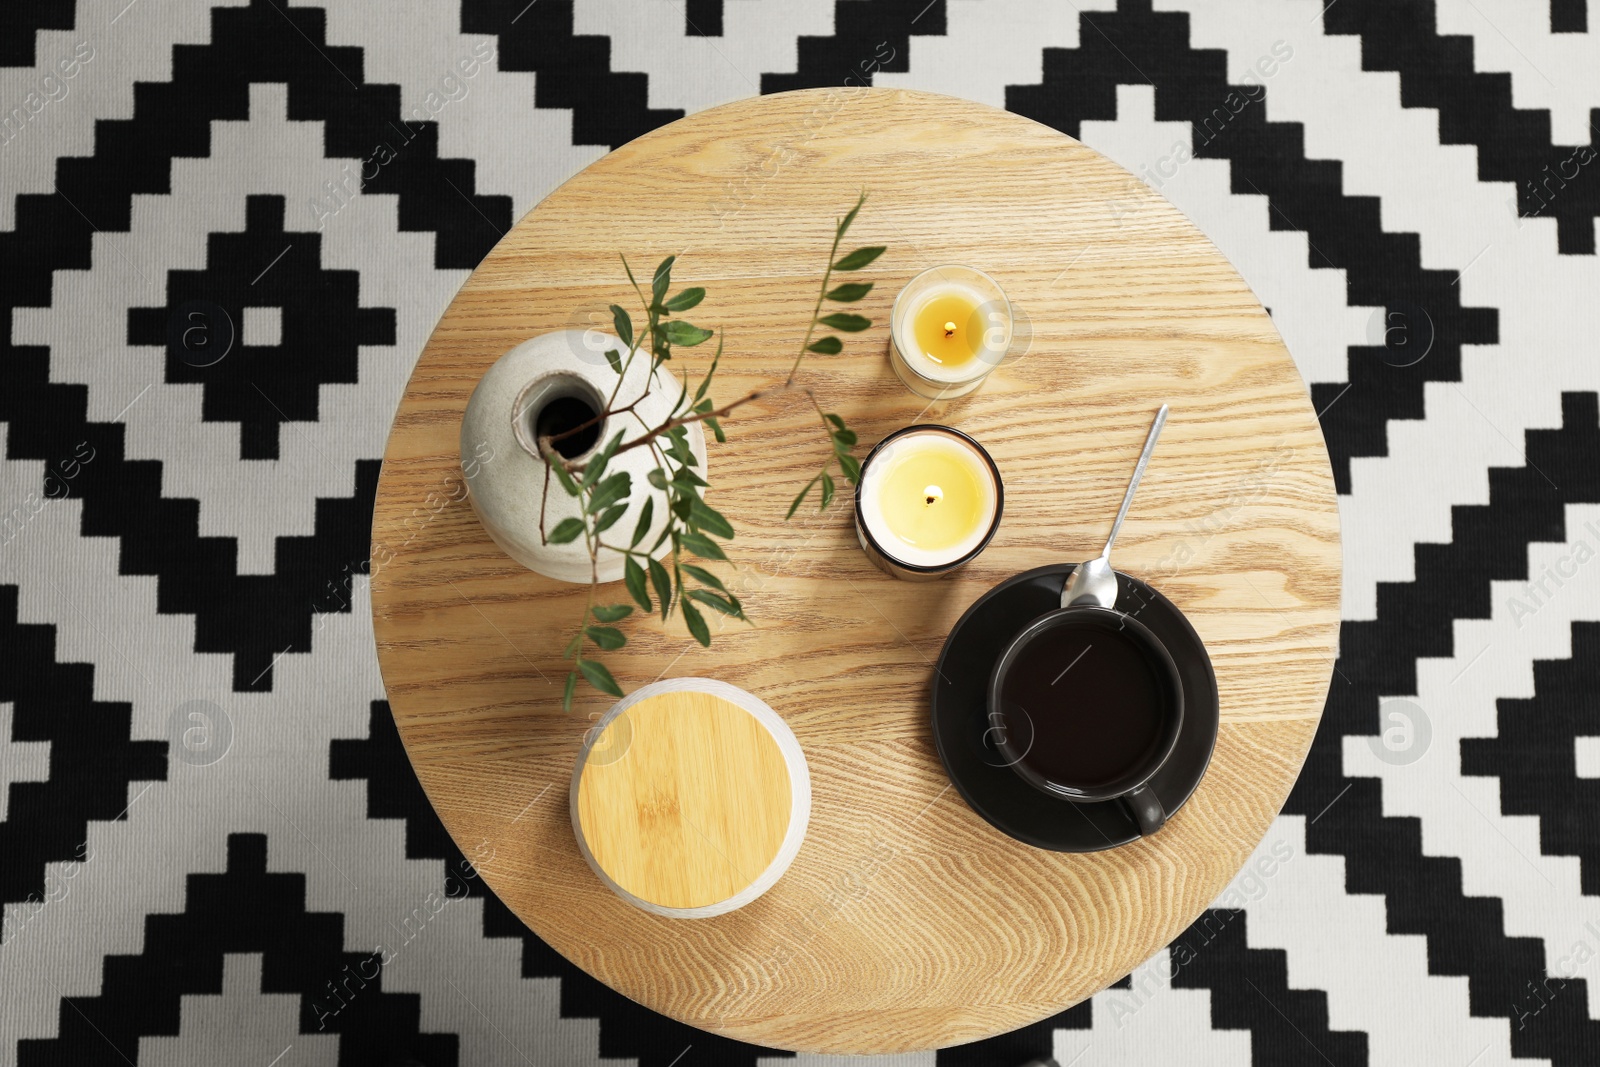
[1061,403,1169,609]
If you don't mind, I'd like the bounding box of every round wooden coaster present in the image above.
[569,679,811,918]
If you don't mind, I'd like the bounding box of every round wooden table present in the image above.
[370,88,1341,1054]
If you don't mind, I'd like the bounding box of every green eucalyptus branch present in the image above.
[540,194,884,710]
[786,191,880,518]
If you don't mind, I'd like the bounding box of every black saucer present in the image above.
[931,563,1219,852]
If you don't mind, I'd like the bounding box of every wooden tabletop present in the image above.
[370,88,1341,1054]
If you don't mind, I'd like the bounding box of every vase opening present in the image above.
[536,395,602,459]
[513,373,609,462]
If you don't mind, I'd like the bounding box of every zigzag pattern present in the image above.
[0,0,508,690]
[1328,0,1600,254]
[27,0,508,271]
[461,0,683,149]
[16,834,459,1066]
[127,195,396,460]
[0,311,382,690]
[0,585,166,910]
[1462,622,1600,895]
[1287,391,1600,1063]
[760,0,941,94]
[1170,910,1368,1066]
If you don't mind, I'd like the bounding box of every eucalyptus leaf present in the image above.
[833,245,886,271]
[562,670,577,711]
[836,192,865,238]
[629,496,655,548]
[548,517,585,544]
[651,255,674,306]
[594,503,628,534]
[649,522,673,554]
[603,348,622,374]
[624,556,651,611]
[678,530,728,561]
[591,604,633,623]
[786,476,817,520]
[609,304,633,348]
[681,563,727,593]
[824,413,846,431]
[666,435,697,468]
[577,658,624,698]
[547,455,580,496]
[664,287,705,312]
[705,416,725,443]
[587,471,631,514]
[671,375,689,420]
[673,465,709,488]
[680,597,711,647]
[689,497,734,539]
[694,335,722,402]
[648,556,673,618]
[838,452,862,484]
[831,428,857,448]
[687,588,741,618]
[820,470,835,509]
[584,625,627,650]
[818,312,871,332]
[806,336,842,355]
[581,430,624,489]
[647,467,669,491]
[664,320,714,347]
[648,323,671,362]
[825,282,873,302]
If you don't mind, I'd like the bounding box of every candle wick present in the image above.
[943,321,957,338]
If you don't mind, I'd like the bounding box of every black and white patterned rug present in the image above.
[3,1,1599,1064]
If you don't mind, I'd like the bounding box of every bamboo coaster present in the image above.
[569,678,811,918]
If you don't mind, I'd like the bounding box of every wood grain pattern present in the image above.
[370,88,1342,1053]
[575,690,794,911]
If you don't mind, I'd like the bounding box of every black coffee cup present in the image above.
[987,605,1184,835]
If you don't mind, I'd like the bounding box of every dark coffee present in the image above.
[998,619,1167,791]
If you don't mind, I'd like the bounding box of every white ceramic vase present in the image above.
[459,330,706,584]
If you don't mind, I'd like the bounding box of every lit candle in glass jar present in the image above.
[889,266,1012,399]
[855,425,1004,580]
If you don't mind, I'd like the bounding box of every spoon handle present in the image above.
[1102,403,1168,559]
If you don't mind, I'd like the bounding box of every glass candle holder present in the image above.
[889,265,1013,399]
[854,425,1004,581]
